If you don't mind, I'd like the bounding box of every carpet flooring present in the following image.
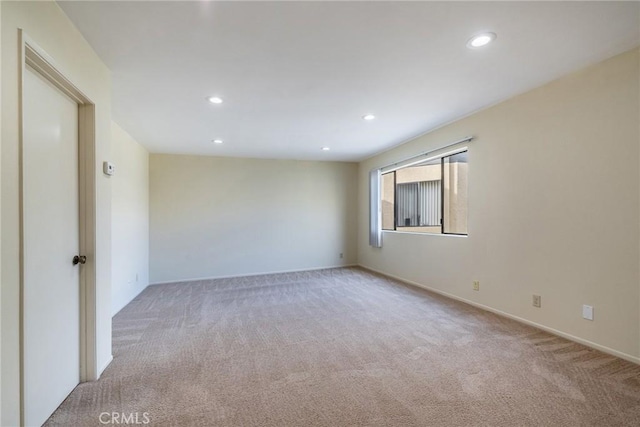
[46,267,640,426]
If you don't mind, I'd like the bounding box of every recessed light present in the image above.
[208,96,223,104]
[467,32,496,49]
[212,139,223,144]
[363,114,375,121]
[321,147,330,151]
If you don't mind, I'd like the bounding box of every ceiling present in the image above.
[58,1,640,162]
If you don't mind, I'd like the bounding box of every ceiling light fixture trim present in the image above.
[467,32,497,49]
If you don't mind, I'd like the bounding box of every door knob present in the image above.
[72,255,87,265]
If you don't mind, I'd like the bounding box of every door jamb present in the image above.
[18,29,98,425]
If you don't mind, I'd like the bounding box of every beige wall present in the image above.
[111,122,149,315]
[150,154,358,283]
[359,48,640,362]
[0,3,3,422]
[1,2,113,424]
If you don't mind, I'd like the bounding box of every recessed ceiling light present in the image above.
[321,147,330,151]
[212,139,223,144]
[467,32,496,49]
[363,114,375,121]
[208,96,223,104]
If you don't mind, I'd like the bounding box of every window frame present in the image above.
[381,148,468,236]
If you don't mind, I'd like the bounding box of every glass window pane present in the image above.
[381,172,395,230]
[395,159,442,234]
[443,151,468,234]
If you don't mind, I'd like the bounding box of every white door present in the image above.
[23,66,81,427]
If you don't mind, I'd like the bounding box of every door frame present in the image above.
[18,30,98,424]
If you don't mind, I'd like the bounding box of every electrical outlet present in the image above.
[339,253,343,259]
[136,273,139,282]
[532,295,541,308]
[473,281,480,291]
[582,305,594,321]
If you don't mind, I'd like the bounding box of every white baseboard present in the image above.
[358,264,640,365]
[150,264,358,286]
[112,283,150,317]
[98,355,113,378]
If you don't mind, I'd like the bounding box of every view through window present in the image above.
[381,150,468,235]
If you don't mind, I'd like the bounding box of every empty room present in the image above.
[2,1,640,426]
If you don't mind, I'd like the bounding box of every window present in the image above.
[381,150,468,235]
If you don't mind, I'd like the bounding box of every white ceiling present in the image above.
[58,1,640,162]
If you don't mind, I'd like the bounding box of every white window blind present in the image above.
[369,169,382,248]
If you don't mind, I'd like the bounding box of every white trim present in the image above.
[112,285,150,317]
[380,144,470,174]
[19,30,99,425]
[98,355,113,377]
[150,264,358,285]
[358,264,640,365]
[383,230,468,238]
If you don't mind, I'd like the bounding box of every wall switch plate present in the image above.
[473,281,480,291]
[103,161,115,176]
[582,305,594,321]
[533,295,541,308]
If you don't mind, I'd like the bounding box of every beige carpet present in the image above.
[46,267,640,426]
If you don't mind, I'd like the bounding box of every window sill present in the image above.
[382,230,468,238]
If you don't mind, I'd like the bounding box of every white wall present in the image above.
[111,122,149,315]
[150,154,358,283]
[358,48,640,362]
[1,2,113,424]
